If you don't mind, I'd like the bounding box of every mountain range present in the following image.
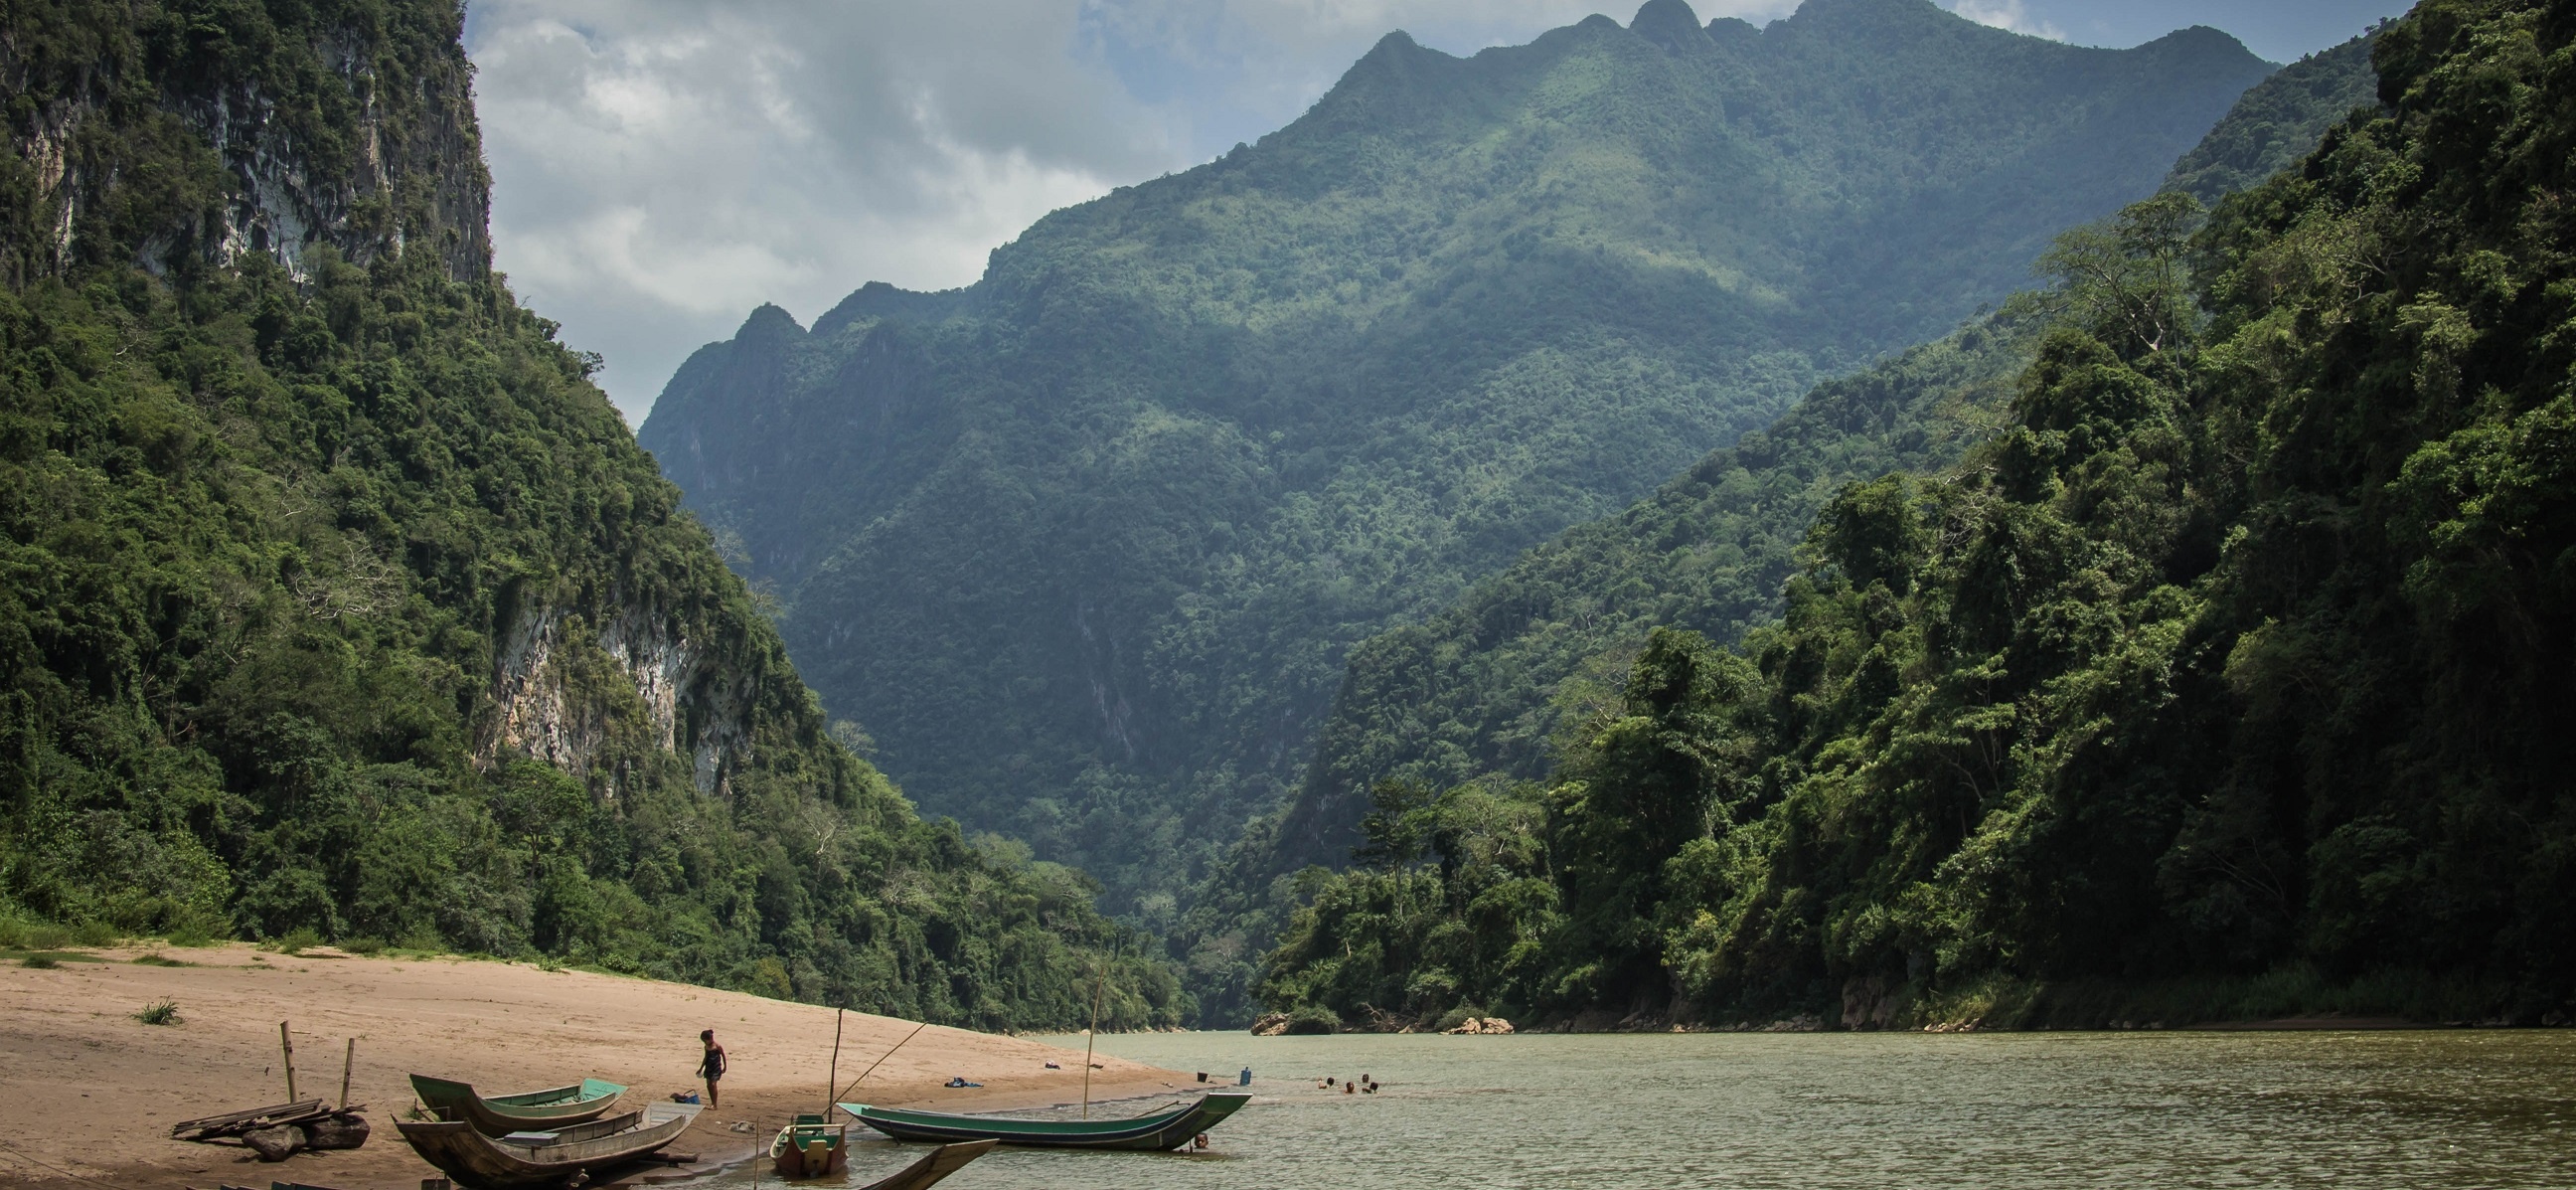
[638,0,2278,933]
[6,0,2487,1037]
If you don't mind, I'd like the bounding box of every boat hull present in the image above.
[856,1140,995,1190]
[769,1119,847,1180]
[397,1103,699,1189]
[839,1092,1249,1151]
[408,1074,626,1136]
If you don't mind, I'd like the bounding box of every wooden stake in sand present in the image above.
[278,1022,297,1103]
[824,1009,845,1112]
[339,1038,356,1109]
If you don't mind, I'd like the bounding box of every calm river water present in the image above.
[738,1029,2576,1189]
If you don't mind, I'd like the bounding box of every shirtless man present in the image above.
[699,1029,727,1108]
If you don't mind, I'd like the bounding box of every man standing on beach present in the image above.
[699,1029,726,1108]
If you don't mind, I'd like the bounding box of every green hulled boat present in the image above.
[838,1092,1249,1151]
[408,1074,626,1136]
[769,1112,848,1180]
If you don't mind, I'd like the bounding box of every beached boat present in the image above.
[407,1074,625,1136]
[838,1092,1249,1151]
[769,1112,848,1179]
[852,1139,994,1190]
[396,1101,700,1188]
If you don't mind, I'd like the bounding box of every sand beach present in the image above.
[0,944,1188,1189]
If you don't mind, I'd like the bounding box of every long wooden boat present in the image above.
[396,1101,700,1188]
[855,1140,995,1190]
[407,1074,625,1136]
[769,1113,848,1180]
[838,1092,1249,1151]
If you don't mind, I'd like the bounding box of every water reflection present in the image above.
[707,1029,2576,1189]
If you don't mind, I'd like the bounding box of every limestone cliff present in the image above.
[2,1,490,284]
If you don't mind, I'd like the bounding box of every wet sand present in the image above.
[0,944,1190,1189]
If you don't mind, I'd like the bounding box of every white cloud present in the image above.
[470,0,1172,420]
[1946,0,2068,41]
[460,0,1800,421]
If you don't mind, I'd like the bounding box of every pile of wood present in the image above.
[171,1100,371,1161]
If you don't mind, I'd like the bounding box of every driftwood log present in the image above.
[171,1100,326,1140]
[175,1100,371,1159]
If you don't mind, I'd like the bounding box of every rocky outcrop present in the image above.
[2,4,490,284]
[1840,975,1900,1031]
[1443,1016,1514,1035]
[487,602,752,797]
[165,46,491,282]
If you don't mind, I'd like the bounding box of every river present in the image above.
[748,1029,2576,1188]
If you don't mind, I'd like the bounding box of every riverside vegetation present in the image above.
[640,0,2274,990]
[1253,0,2576,1030]
[0,0,1185,1029]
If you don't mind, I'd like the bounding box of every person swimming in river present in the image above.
[698,1029,726,1108]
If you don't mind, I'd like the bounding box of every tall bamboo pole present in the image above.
[278,1022,297,1103]
[1080,958,1108,1119]
[823,1009,844,1112]
[339,1037,355,1109]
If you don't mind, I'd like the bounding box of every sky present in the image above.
[461,0,2416,423]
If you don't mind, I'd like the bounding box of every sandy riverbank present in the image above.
[0,944,1193,1190]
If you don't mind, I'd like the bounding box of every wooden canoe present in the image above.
[839,1092,1249,1151]
[407,1074,625,1135]
[768,1113,847,1180]
[396,1101,700,1188]
[856,1140,995,1190]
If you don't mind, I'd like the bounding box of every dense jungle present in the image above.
[0,0,1186,1030]
[1254,0,2576,1030]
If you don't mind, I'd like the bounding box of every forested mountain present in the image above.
[1258,23,2384,915]
[1258,0,2575,1031]
[2165,32,2383,203]
[639,0,2272,926]
[1263,318,2034,885]
[0,0,1183,1030]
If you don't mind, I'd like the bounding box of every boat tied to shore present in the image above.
[407,1074,627,1136]
[768,1112,849,1179]
[838,1092,1250,1151]
[396,1101,700,1188]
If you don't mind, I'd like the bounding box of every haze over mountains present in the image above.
[638,0,2277,928]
